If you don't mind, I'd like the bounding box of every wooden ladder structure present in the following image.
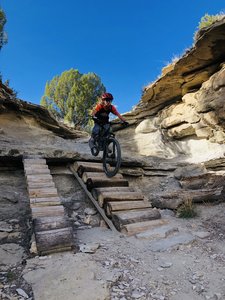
[23,157,74,255]
[70,161,162,235]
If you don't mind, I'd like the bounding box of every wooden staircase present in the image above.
[23,157,74,255]
[70,161,161,235]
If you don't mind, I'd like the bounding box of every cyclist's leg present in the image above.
[89,124,100,156]
[89,124,100,149]
[103,123,110,135]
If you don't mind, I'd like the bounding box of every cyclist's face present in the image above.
[103,99,112,107]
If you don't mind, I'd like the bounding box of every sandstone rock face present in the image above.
[120,17,225,163]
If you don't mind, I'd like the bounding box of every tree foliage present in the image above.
[41,69,106,128]
[0,8,7,50]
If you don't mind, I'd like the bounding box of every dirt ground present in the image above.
[0,164,225,300]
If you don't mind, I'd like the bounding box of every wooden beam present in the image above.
[32,205,65,218]
[72,161,103,172]
[106,201,151,216]
[97,191,144,207]
[86,178,129,191]
[30,196,61,206]
[112,208,161,231]
[34,216,70,232]
[92,186,136,200]
[29,187,58,198]
[82,172,123,183]
[122,219,169,236]
[35,227,73,255]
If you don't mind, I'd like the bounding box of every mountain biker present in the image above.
[89,92,128,156]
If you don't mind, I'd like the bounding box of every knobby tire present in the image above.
[103,137,121,177]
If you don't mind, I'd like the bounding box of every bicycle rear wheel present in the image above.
[103,137,121,177]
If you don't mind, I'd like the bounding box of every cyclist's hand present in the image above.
[122,121,129,127]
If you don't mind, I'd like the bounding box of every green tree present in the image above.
[0,8,7,50]
[41,69,106,128]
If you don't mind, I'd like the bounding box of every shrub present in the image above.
[177,198,197,218]
[198,13,224,30]
[194,12,225,41]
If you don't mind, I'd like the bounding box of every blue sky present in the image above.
[0,0,224,114]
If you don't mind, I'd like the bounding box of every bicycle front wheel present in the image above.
[103,137,121,178]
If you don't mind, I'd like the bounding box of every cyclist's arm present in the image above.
[112,106,126,122]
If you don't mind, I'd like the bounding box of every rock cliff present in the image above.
[120,16,225,163]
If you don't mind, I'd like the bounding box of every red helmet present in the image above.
[101,92,113,101]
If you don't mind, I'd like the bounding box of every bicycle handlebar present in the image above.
[92,116,129,127]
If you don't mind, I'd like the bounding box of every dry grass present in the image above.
[177,198,198,218]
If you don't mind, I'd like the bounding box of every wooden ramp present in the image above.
[70,161,161,236]
[23,157,74,255]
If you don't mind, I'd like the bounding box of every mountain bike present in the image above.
[91,118,128,178]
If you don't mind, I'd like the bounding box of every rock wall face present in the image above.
[119,17,225,163]
[0,82,90,159]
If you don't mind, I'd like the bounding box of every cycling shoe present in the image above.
[91,147,99,156]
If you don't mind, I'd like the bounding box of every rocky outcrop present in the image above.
[0,82,86,140]
[120,17,225,162]
[0,82,89,159]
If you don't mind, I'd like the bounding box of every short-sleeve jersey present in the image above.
[94,103,118,123]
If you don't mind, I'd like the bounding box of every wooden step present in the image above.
[121,219,169,236]
[82,171,123,183]
[31,205,65,218]
[34,216,71,232]
[29,187,58,198]
[27,182,55,189]
[97,191,145,207]
[87,178,129,191]
[72,161,104,175]
[106,201,151,216]
[24,164,50,170]
[112,208,161,231]
[92,186,136,200]
[23,158,47,165]
[23,157,74,255]
[30,196,61,207]
[35,227,73,255]
[26,174,52,182]
[25,168,51,175]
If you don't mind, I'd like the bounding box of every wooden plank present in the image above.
[27,182,55,189]
[82,172,123,183]
[106,201,151,216]
[29,187,58,198]
[50,166,73,175]
[26,174,52,181]
[24,164,49,170]
[30,196,61,206]
[92,186,136,200]
[98,191,144,207]
[71,170,118,233]
[72,161,103,172]
[34,216,70,232]
[77,165,104,177]
[25,168,51,175]
[86,178,129,191]
[32,205,65,218]
[23,158,47,165]
[35,227,73,255]
[122,219,169,236]
[112,208,161,231]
